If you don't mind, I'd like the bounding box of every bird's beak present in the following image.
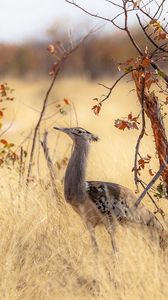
[53,127,68,133]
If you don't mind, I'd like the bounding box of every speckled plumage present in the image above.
[54,127,168,251]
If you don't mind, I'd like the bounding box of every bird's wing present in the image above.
[86,181,164,232]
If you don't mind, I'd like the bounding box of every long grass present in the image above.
[1,76,168,299]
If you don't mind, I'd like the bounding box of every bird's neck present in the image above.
[64,140,89,205]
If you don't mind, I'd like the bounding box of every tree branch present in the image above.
[151,61,168,85]
[105,0,123,9]
[134,73,146,189]
[26,33,92,187]
[136,13,168,54]
[153,0,166,19]
[139,180,165,218]
[65,0,125,30]
[123,1,143,55]
[26,62,61,186]
[134,158,168,207]
[99,70,133,104]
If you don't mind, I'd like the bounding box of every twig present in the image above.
[26,62,62,186]
[134,73,146,189]
[40,131,61,201]
[153,0,166,19]
[123,0,143,56]
[151,61,168,85]
[40,132,56,178]
[134,158,168,207]
[26,32,92,187]
[136,14,168,54]
[18,146,24,188]
[65,0,125,30]
[105,0,123,9]
[99,70,133,104]
[139,180,165,219]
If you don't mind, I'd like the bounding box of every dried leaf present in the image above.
[146,79,157,90]
[132,122,139,130]
[149,19,158,25]
[92,104,102,116]
[149,169,154,176]
[64,98,70,105]
[47,44,55,54]
[133,1,138,8]
[0,139,8,145]
[49,63,59,76]
[114,120,130,130]
[128,113,132,120]
[141,57,151,68]
[0,84,6,96]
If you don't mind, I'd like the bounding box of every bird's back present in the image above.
[86,180,164,233]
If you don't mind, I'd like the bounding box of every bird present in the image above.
[54,126,167,252]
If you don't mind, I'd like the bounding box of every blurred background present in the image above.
[0,0,166,184]
[0,0,150,79]
[1,3,168,300]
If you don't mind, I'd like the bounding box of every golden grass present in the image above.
[0,76,168,299]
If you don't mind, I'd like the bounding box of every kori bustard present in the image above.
[54,126,167,251]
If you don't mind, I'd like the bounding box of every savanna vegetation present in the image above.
[1,0,168,299]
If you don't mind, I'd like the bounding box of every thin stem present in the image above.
[105,0,123,9]
[123,1,143,55]
[65,0,125,30]
[99,70,133,104]
[136,14,168,55]
[26,62,62,186]
[134,159,168,207]
[134,73,146,189]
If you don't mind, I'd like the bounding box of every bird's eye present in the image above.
[78,130,82,134]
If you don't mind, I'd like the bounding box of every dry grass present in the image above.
[1,76,168,299]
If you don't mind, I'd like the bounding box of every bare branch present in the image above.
[136,13,168,55]
[153,0,166,19]
[139,180,165,219]
[151,61,168,85]
[65,0,125,30]
[105,0,123,9]
[134,73,146,189]
[99,70,133,104]
[26,33,91,187]
[40,131,61,201]
[26,62,61,186]
[123,1,143,55]
[134,158,168,207]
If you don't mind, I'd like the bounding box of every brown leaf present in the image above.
[155,31,167,41]
[141,57,151,68]
[0,84,6,96]
[131,122,139,130]
[64,98,70,105]
[146,79,157,90]
[164,96,168,105]
[145,72,152,81]
[115,120,130,130]
[92,104,102,116]
[149,169,154,176]
[128,113,132,120]
[133,1,140,8]
[47,44,55,54]
[49,63,59,76]
[0,139,8,145]
[149,19,158,25]
[138,158,146,169]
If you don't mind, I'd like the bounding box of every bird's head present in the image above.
[53,127,99,143]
